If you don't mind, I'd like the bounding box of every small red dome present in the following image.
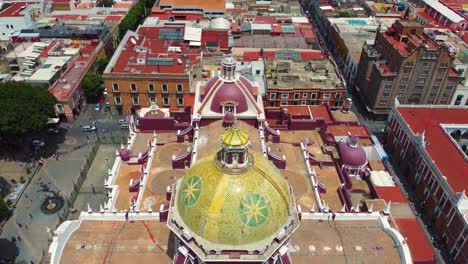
[224,111,235,123]
[119,149,132,161]
[339,141,366,167]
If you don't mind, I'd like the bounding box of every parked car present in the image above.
[103,90,108,95]
[47,128,60,134]
[95,103,101,111]
[31,140,45,148]
[118,119,128,124]
[120,123,129,129]
[105,102,110,108]
[82,126,97,132]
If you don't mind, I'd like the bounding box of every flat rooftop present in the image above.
[265,58,343,90]
[0,2,37,17]
[396,106,468,193]
[106,26,202,75]
[290,219,401,263]
[159,0,225,10]
[59,220,172,264]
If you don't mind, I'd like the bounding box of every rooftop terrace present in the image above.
[265,58,343,89]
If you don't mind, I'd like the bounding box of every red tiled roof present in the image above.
[327,124,370,138]
[0,2,37,17]
[300,51,325,60]
[254,16,277,24]
[104,15,123,22]
[394,218,435,263]
[282,106,311,117]
[374,186,407,203]
[397,107,468,193]
[226,8,247,13]
[110,26,202,74]
[309,105,333,123]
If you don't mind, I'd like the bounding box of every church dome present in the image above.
[221,125,249,147]
[210,17,231,30]
[339,136,367,168]
[174,151,294,246]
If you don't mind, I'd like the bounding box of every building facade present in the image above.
[386,102,468,264]
[104,74,190,114]
[264,57,346,109]
[103,26,202,114]
[355,20,462,117]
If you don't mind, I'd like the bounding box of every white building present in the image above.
[0,2,38,41]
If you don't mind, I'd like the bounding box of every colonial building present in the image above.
[386,101,468,264]
[103,26,202,114]
[264,56,346,109]
[355,20,462,117]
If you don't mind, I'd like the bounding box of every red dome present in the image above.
[338,142,367,167]
[224,111,235,123]
[119,149,132,161]
[210,82,248,113]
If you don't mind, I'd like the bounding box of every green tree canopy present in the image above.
[82,73,103,103]
[0,82,56,143]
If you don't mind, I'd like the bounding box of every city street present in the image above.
[0,103,125,263]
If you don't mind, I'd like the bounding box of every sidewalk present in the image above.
[0,145,93,263]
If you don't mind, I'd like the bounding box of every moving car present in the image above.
[118,119,128,124]
[95,104,101,111]
[120,123,129,129]
[82,126,97,132]
[105,102,110,108]
[47,128,60,134]
[31,140,45,148]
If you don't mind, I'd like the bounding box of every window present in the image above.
[311,93,317,99]
[114,96,122,105]
[149,97,156,103]
[178,97,184,106]
[270,92,276,100]
[177,84,183,93]
[131,83,137,92]
[301,100,307,105]
[55,104,64,113]
[10,25,13,29]
[112,83,119,92]
[6,25,9,29]
[255,69,261,75]
[294,92,300,100]
[132,96,139,105]
[162,84,168,93]
[163,97,169,106]
[440,63,448,68]
[148,84,155,93]
[303,92,308,98]
[280,101,288,106]
[335,93,341,99]
[323,93,331,100]
[281,93,289,99]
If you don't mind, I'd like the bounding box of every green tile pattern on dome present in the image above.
[239,193,269,227]
[176,152,293,246]
[181,176,202,207]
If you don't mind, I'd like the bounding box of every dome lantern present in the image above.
[219,119,250,168]
[221,54,236,80]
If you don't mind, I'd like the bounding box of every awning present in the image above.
[189,41,201,46]
[183,26,202,41]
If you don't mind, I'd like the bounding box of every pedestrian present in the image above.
[16,236,21,241]
[29,213,33,219]
[24,224,28,230]
[17,223,22,228]
[28,197,32,204]
[55,154,59,161]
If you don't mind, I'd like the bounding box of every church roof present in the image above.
[171,152,295,247]
[221,125,249,146]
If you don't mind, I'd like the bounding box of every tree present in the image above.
[0,82,56,144]
[338,10,351,17]
[95,58,110,73]
[0,238,19,263]
[82,73,103,103]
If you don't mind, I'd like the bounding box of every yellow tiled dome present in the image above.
[220,125,249,147]
[174,152,294,246]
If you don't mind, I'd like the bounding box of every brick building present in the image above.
[355,20,462,117]
[103,26,202,114]
[263,53,346,109]
[386,101,468,264]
